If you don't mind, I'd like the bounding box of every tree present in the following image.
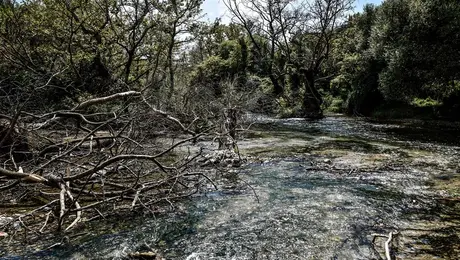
[224,0,353,118]
[0,0,220,240]
[224,0,297,97]
[331,4,384,115]
[154,0,203,101]
[371,0,460,105]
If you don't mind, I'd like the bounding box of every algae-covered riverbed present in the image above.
[2,115,460,259]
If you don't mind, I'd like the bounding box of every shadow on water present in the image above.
[397,199,460,259]
[252,115,460,147]
[0,210,208,259]
[378,123,460,146]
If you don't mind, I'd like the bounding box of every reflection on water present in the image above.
[4,115,460,259]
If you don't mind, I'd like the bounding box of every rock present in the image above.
[323,159,331,164]
[200,150,246,168]
[232,160,242,167]
[224,158,233,165]
[209,158,218,164]
[13,221,21,230]
[0,232,8,238]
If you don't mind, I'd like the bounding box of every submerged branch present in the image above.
[385,231,394,260]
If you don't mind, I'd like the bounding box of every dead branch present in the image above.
[372,231,397,260]
[0,180,20,190]
[143,96,196,135]
[39,211,52,233]
[385,231,393,260]
[73,91,141,110]
[64,185,82,231]
[59,183,66,226]
[0,167,46,182]
[35,119,114,172]
[0,85,219,246]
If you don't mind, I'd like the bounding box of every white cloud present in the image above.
[201,0,230,23]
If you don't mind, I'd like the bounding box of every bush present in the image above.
[411,97,441,108]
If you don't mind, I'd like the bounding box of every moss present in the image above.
[433,175,460,197]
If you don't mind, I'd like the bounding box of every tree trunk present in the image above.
[269,74,283,96]
[302,70,323,119]
[124,50,135,83]
[167,29,177,101]
[218,108,238,151]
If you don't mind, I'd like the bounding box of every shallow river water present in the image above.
[4,115,460,259]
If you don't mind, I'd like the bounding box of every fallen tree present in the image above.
[0,91,215,244]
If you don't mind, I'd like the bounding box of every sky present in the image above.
[201,0,383,23]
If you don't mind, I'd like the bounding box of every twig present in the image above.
[58,183,66,231]
[68,196,120,213]
[39,211,52,233]
[0,180,20,191]
[372,231,397,260]
[64,183,82,231]
[131,186,142,209]
[35,120,112,172]
[18,199,59,218]
[143,96,196,135]
[240,178,260,203]
[64,130,211,181]
[185,172,217,190]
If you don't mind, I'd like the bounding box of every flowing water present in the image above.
[3,115,460,259]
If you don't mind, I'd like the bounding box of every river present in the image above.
[3,115,460,259]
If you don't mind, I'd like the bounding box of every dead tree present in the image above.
[0,91,212,242]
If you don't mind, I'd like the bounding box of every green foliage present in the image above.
[3,0,460,121]
[331,0,460,118]
[277,96,303,118]
[329,4,385,116]
[191,55,231,91]
[190,38,248,96]
[322,94,345,113]
[411,97,441,108]
[372,0,460,104]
